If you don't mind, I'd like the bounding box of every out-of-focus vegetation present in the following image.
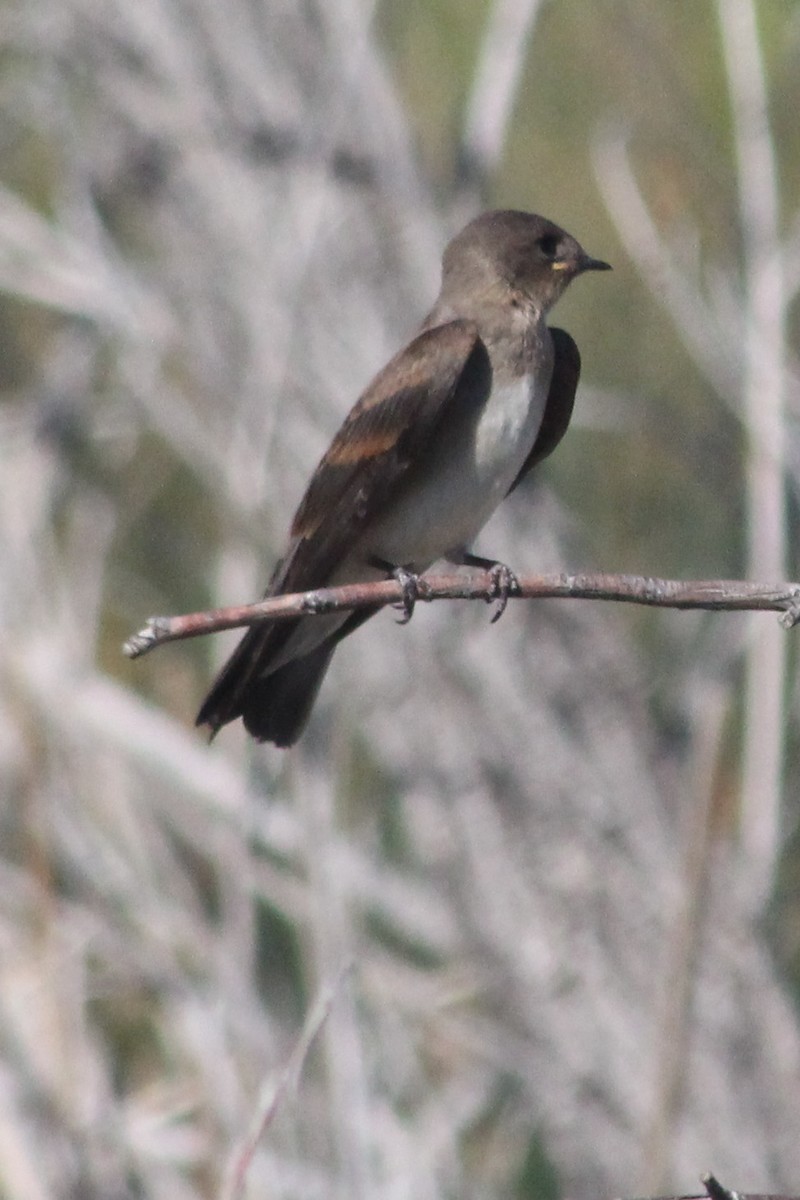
[379,0,800,972]
[1,1,800,1197]
[380,1,799,577]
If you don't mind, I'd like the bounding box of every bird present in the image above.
[196,209,610,746]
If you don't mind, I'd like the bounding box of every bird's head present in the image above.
[441,209,611,318]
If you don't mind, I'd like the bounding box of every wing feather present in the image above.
[196,317,485,734]
[278,317,483,591]
[506,326,581,495]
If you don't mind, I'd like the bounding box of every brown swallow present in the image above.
[197,209,610,745]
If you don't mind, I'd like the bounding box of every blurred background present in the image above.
[2,1,800,1197]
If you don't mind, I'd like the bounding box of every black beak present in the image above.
[579,253,612,273]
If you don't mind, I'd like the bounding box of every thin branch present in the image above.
[718,0,788,902]
[123,570,800,658]
[592,127,739,403]
[640,684,728,1191]
[219,961,353,1200]
[459,0,546,190]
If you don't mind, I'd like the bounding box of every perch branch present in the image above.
[123,571,800,659]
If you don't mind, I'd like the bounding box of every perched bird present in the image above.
[197,209,610,746]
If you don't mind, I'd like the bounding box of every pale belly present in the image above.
[365,367,551,569]
[266,355,552,670]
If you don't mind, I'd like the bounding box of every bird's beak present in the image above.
[578,254,612,273]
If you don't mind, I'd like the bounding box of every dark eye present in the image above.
[537,234,560,259]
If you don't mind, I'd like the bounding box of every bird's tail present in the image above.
[196,616,336,747]
[238,642,336,746]
[196,608,376,747]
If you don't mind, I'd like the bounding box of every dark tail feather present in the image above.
[240,642,335,746]
[195,622,281,737]
[196,607,378,746]
[196,618,336,747]
[239,608,379,745]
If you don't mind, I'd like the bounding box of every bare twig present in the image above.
[219,961,353,1200]
[592,127,740,402]
[460,0,546,190]
[718,0,788,903]
[123,571,800,658]
[641,685,729,1190]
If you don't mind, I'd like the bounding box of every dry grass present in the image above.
[0,2,799,1197]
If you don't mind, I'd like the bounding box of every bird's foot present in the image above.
[368,556,422,625]
[392,565,421,624]
[462,553,520,623]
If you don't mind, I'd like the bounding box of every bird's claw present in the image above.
[367,554,423,624]
[486,562,519,623]
[392,565,420,624]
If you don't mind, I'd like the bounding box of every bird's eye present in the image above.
[537,234,560,259]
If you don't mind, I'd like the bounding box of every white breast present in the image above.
[475,373,543,483]
[366,359,552,569]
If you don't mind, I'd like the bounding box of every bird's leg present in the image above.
[461,552,520,623]
[367,555,422,625]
